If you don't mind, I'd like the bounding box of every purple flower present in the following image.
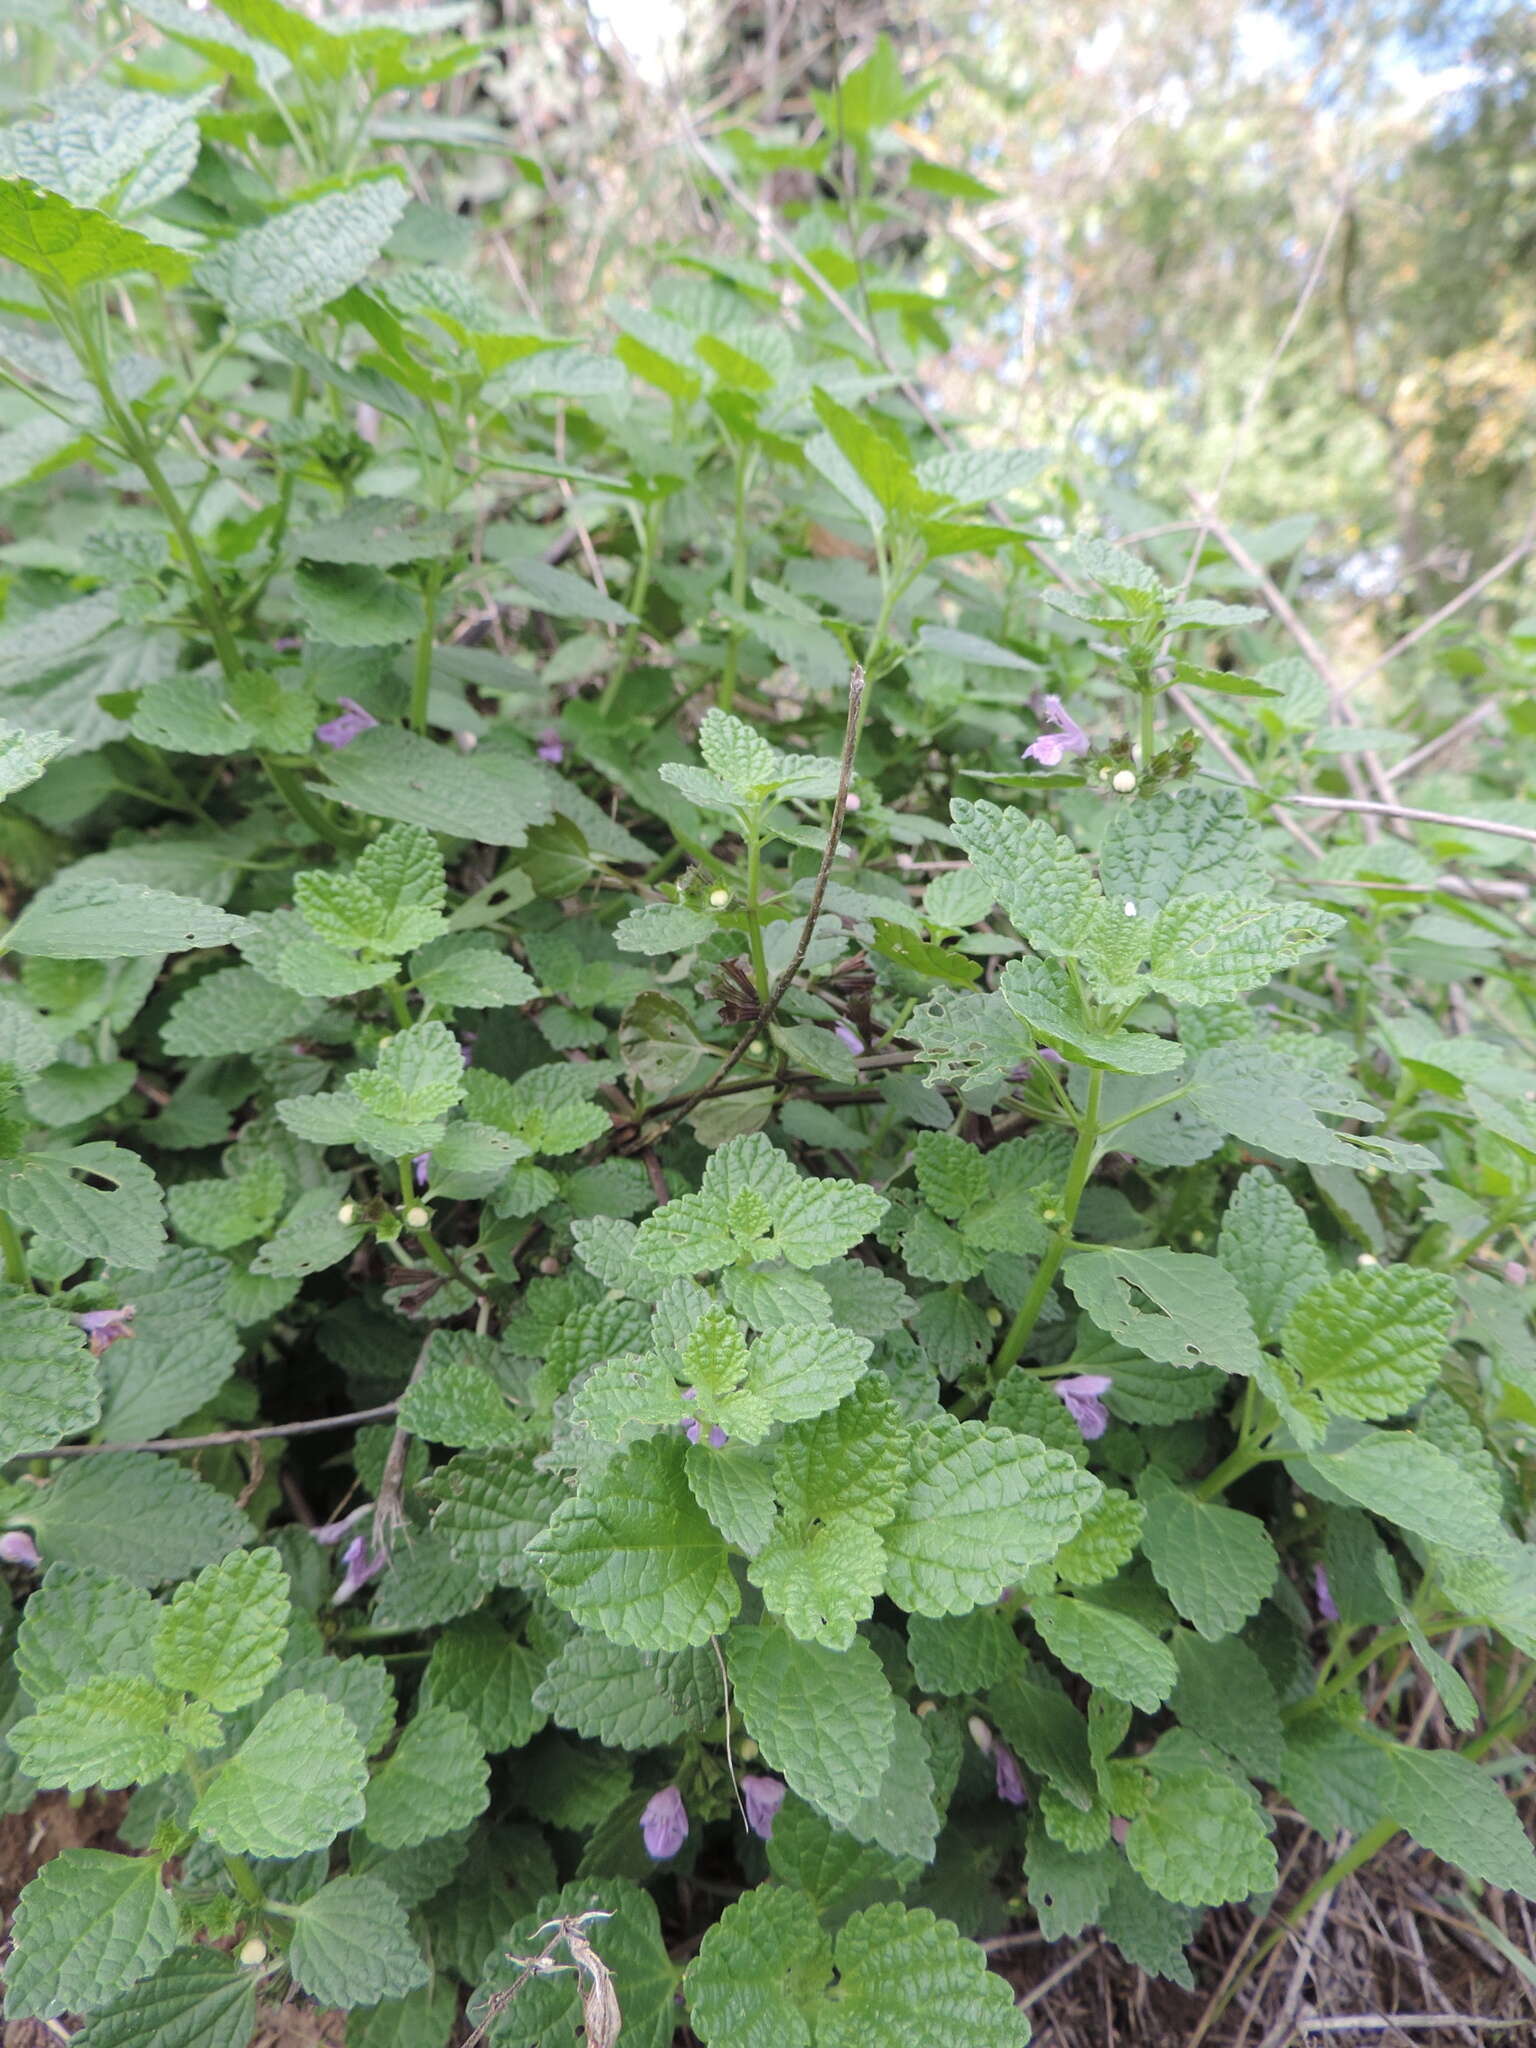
[640,1785,688,1860]
[74,1304,136,1357]
[315,698,379,749]
[1110,1815,1130,1847]
[312,1504,370,1548]
[993,1741,1028,1807]
[460,1033,476,1068]
[0,1530,40,1569]
[742,1773,786,1839]
[1022,695,1090,768]
[536,727,565,764]
[683,1417,730,1449]
[1314,1565,1339,1624]
[1052,1373,1113,1441]
[333,1532,389,1605]
[833,1022,863,1055]
[412,1152,432,1191]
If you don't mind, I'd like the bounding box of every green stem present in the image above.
[386,981,413,1030]
[261,758,357,852]
[990,1069,1102,1381]
[1194,1439,1274,1501]
[223,1853,265,1912]
[0,1208,30,1289]
[719,449,752,712]
[1138,687,1156,768]
[744,820,770,1003]
[409,566,443,735]
[599,500,659,715]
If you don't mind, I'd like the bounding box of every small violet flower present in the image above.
[1052,1373,1113,1441]
[832,1022,863,1056]
[0,1530,40,1569]
[412,1152,432,1191]
[640,1785,689,1860]
[993,1740,1028,1808]
[536,727,565,764]
[680,1387,729,1450]
[1110,1815,1131,1847]
[742,1773,787,1840]
[333,1533,389,1606]
[1022,695,1090,768]
[1314,1565,1339,1624]
[315,698,379,750]
[74,1304,135,1357]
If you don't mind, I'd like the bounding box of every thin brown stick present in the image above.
[1169,685,1327,860]
[1386,700,1498,785]
[28,1404,400,1459]
[1346,515,1536,697]
[649,666,866,1133]
[372,1335,433,1555]
[1283,792,1536,846]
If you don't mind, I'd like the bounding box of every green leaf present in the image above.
[363,1704,489,1849]
[197,173,409,325]
[429,1448,565,1591]
[469,1877,676,2048]
[533,1634,687,1750]
[166,1165,285,1254]
[15,1564,158,1700]
[1000,956,1184,1075]
[9,1674,217,1791]
[1099,789,1268,916]
[296,822,446,953]
[0,719,67,799]
[1291,1431,1510,1557]
[1188,1043,1439,1174]
[23,1455,251,1585]
[345,1982,459,2048]
[315,726,554,846]
[73,1948,256,2048]
[685,1889,1029,2048]
[949,798,1099,957]
[750,1514,887,1650]
[1171,1632,1285,1780]
[292,498,459,567]
[3,880,244,960]
[152,1546,289,1711]
[1126,1767,1277,1907]
[1030,1595,1177,1711]
[633,1133,886,1275]
[532,1435,740,1649]
[1283,1266,1456,1421]
[0,1290,98,1462]
[422,1612,545,1753]
[398,1357,521,1449]
[727,1625,895,1830]
[409,930,539,1008]
[191,1691,368,1857]
[1146,895,1342,1006]
[1052,1485,1146,1590]
[1064,1247,1264,1378]
[4,1848,179,2021]
[1216,1169,1329,1344]
[0,178,191,288]
[0,86,207,214]
[810,387,926,521]
[250,1185,367,1278]
[0,1141,166,1271]
[293,560,423,647]
[499,554,637,626]
[288,1875,431,2009]
[1384,1746,1536,1899]
[883,1419,1100,1615]
[161,966,324,1057]
[1140,1493,1277,1641]
[990,1672,1096,1811]
[907,1607,1021,1695]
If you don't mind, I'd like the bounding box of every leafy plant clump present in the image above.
[0,12,1533,2047]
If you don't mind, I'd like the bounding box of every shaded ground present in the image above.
[3,1799,1532,2046]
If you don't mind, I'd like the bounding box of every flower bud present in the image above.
[1112,769,1137,794]
[336,1201,357,1226]
[1356,1251,1378,1268]
[708,887,730,909]
[986,1307,1003,1329]
[404,1204,430,1230]
[844,792,861,811]
[967,1714,994,1755]
[239,1938,268,1967]
[749,1038,766,1058]
[737,1737,759,1762]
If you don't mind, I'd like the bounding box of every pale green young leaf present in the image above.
[913,1129,988,1220]
[818,1900,1031,2048]
[15,1565,158,1700]
[166,1162,286,1254]
[152,1546,289,1711]
[3,879,244,960]
[23,1454,252,1585]
[191,1691,368,1857]
[532,1435,740,1649]
[749,1516,887,1649]
[684,1439,778,1552]
[633,1134,886,1274]
[4,1848,179,2021]
[288,1875,431,2009]
[532,1634,688,1750]
[1126,1767,1277,1906]
[1146,895,1342,1006]
[0,1291,98,1463]
[429,1448,566,1591]
[363,1705,489,1849]
[772,1375,911,1530]
[949,798,1099,956]
[1140,1494,1277,1640]
[397,1359,522,1449]
[1030,1595,1177,1711]
[1216,1168,1329,1343]
[727,1624,896,1829]
[197,173,409,325]
[73,1948,256,2048]
[0,85,207,215]
[1053,1485,1146,1589]
[0,1141,166,1271]
[1283,1266,1456,1421]
[0,178,191,289]
[883,1418,1100,1617]
[351,1018,466,1123]
[9,1674,217,1791]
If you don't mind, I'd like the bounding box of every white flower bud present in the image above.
[737,1737,759,1762]
[844,792,861,811]
[749,1038,766,1058]
[708,887,730,909]
[915,1698,938,1718]
[405,1204,430,1229]
[1356,1252,1378,1267]
[966,1714,994,1755]
[377,1034,393,1051]
[239,1938,267,1967]
[1112,769,1137,794]
[1123,899,1137,918]
[336,1201,356,1226]
[985,1306,1003,1329]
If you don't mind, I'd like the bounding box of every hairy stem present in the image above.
[990,1069,1102,1381]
